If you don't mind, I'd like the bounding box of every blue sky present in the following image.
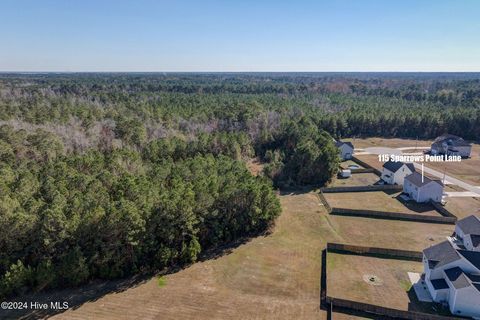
[1,0,479,72]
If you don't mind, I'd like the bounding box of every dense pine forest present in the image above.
[0,73,479,297]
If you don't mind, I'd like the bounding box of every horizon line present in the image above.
[2,70,480,74]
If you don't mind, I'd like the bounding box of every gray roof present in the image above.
[335,140,354,149]
[458,249,480,270]
[444,267,472,289]
[431,278,449,290]
[404,172,443,188]
[451,140,472,147]
[382,161,415,173]
[457,215,480,236]
[467,273,480,283]
[471,235,480,248]
[433,134,462,144]
[423,240,461,269]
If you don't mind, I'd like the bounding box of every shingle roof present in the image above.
[467,274,480,283]
[431,278,449,290]
[451,140,472,147]
[444,267,471,289]
[404,172,443,188]
[458,249,480,270]
[423,240,461,269]
[382,161,416,173]
[433,134,462,144]
[457,215,480,236]
[471,235,480,248]
[335,141,354,149]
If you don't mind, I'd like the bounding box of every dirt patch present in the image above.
[245,158,264,176]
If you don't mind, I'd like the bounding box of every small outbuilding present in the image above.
[403,172,443,203]
[335,141,354,160]
[381,161,416,185]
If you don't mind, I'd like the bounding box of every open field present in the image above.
[324,191,442,217]
[327,253,448,315]
[328,173,380,187]
[13,188,452,320]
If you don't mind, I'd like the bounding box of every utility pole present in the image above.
[421,163,424,183]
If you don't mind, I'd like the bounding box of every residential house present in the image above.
[422,215,480,318]
[335,141,354,160]
[403,172,443,203]
[431,134,472,158]
[381,161,416,185]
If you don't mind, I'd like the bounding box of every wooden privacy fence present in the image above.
[350,168,376,174]
[430,201,457,219]
[321,184,403,193]
[317,190,332,213]
[330,207,457,225]
[351,156,382,176]
[325,297,464,320]
[326,243,423,261]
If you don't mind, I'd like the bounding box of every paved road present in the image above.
[359,146,480,197]
[415,163,480,196]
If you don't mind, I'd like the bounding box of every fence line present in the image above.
[325,296,463,320]
[330,207,457,224]
[351,156,382,176]
[321,184,402,193]
[430,201,457,219]
[317,190,332,213]
[326,243,423,261]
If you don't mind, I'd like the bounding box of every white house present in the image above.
[455,215,480,252]
[422,215,480,318]
[403,172,443,203]
[431,134,472,158]
[381,161,416,185]
[335,141,354,160]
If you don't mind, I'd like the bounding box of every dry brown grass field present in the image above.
[327,253,431,313]
[328,173,380,187]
